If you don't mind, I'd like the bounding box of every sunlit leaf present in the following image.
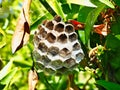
[115,35,120,40]
[0,67,18,85]
[99,0,115,8]
[46,0,66,20]
[2,19,9,29]
[12,0,31,53]
[0,28,6,48]
[96,80,120,90]
[0,60,13,80]
[13,59,32,68]
[67,0,97,7]
[0,7,9,19]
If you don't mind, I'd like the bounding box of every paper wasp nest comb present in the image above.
[33,16,84,74]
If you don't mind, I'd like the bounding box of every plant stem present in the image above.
[67,74,79,90]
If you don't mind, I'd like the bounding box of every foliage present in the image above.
[0,0,120,90]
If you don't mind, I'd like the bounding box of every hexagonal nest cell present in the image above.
[54,15,62,22]
[69,33,78,42]
[33,15,84,74]
[45,21,54,30]
[63,58,76,68]
[50,60,63,69]
[46,33,56,43]
[57,34,67,43]
[59,48,71,58]
[73,42,81,51]
[38,42,48,53]
[48,46,59,56]
[65,25,74,33]
[54,23,64,32]
[38,26,47,39]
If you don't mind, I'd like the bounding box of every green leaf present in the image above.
[85,3,105,45]
[99,0,115,8]
[78,6,94,23]
[105,34,120,70]
[39,0,56,16]
[113,0,120,6]
[77,6,94,44]
[57,76,67,90]
[13,60,32,68]
[30,13,53,31]
[106,34,120,49]
[47,0,66,20]
[0,68,18,85]
[64,4,81,19]
[0,7,9,19]
[96,80,120,90]
[0,60,13,80]
[2,19,9,29]
[111,15,120,34]
[67,0,97,7]
[78,31,85,44]
[115,35,120,40]
[61,4,71,14]
[0,28,6,48]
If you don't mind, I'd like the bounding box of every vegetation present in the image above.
[0,0,120,90]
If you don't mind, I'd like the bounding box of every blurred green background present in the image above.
[0,0,120,90]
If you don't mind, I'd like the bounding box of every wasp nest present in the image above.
[33,16,84,74]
